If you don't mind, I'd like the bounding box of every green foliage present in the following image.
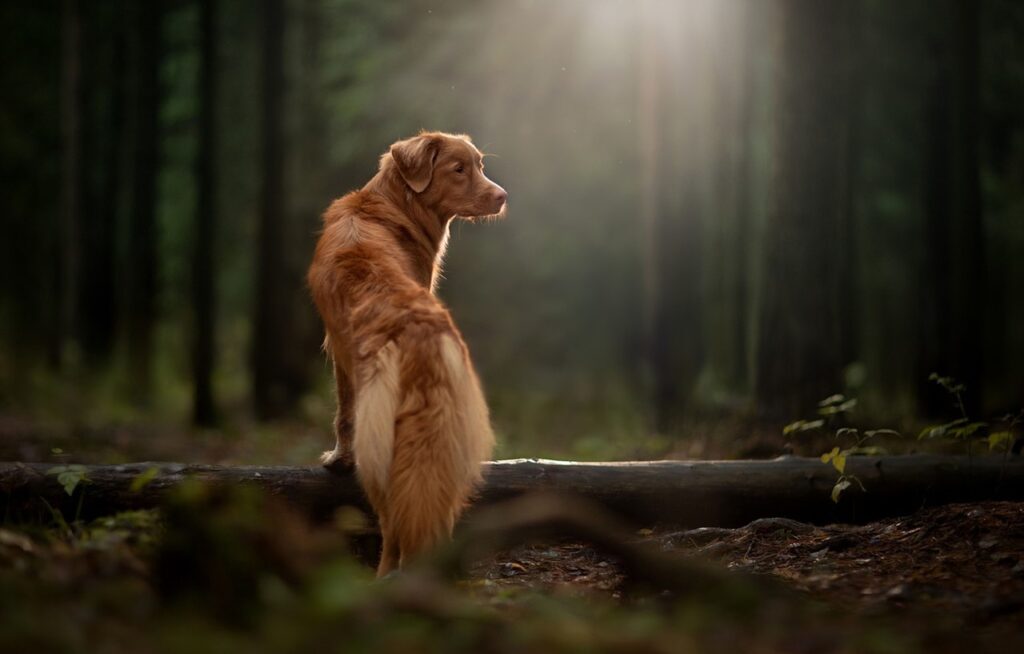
[818,395,858,416]
[784,419,826,435]
[796,375,1022,503]
[917,419,989,441]
[130,466,161,493]
[820,446,847,474]
[46,464,89,496]
[917,375,1023,452]
[788,393,898,503]
[987,410,1024,453]
[988,431,1015,451]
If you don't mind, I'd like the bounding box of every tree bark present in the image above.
[3,456,1021,528]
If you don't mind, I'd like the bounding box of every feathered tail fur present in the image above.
[353,330,494,576]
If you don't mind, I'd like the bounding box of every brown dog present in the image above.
[307,132,506,576]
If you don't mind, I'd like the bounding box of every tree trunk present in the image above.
[730,0,756,394]
[125,0,163,403]
[948,0,985,415]
[3,456,1021,528]
[917,0,985,417]
[755,0,848,417]
[837,0,863,373]
[59,0,82,370]
[80,0,126,364]
[638,0,704,431]
[251,0,291,420]
[192,0,218,426]
[635,0,664,431]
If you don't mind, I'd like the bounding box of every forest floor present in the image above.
[1,413,1022,652]
[1,495,1021,652]
[471,502,1024,642]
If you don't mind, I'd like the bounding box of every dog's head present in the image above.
[385,132,507,219]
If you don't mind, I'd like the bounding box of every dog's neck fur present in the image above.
[364,159,453,292]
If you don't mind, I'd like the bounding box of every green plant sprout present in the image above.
[785,393,900,503]
[987,409,1023,454]
[917,373,989,443]
[46,464,90,496]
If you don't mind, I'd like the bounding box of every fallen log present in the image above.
[1,455,1021,527]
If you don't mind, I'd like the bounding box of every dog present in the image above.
[307,131,507,576]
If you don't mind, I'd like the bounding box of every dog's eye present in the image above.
[455,164,465,174]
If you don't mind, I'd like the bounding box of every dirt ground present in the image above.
[472,501,1024,638]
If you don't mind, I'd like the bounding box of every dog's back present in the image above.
[308,181,495,575]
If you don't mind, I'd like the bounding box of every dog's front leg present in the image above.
[321,358,356,470]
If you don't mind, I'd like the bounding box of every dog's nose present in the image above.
[493,189,508,206]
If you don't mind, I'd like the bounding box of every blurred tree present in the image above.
[947,0,985,415]
[58,0,82,370]
[252,0,294,419]
[642,0,707,431]
[1,0,1022,445]
[192,0,218,425]
[918,0,985,416]
[727,0,757,393]
[125,0,165,403]
[78,1,126,365]
[755,0,850,416]
[838,0,863,373]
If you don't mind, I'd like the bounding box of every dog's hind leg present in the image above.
[321,357,355,470]
[376,514,401,577]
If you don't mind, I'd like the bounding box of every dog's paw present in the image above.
[320,448,355,472]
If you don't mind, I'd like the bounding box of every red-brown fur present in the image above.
[307,132,506,576]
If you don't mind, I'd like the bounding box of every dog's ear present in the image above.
[390,135,441,193]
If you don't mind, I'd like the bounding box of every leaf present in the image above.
[47,465,89,496]
[864,429,901,438]
[818,398,857,416]
[919,418,968,440]
[832,452,847,474]
[948,422,987,440]
[818,394,846,407]
[836,427,859,439]
[831,478,852,503]
[784,419,825,435]
[988,431,1014,452]
[130,467,160,493]
[821,447,840,464]
[929,373,962,391]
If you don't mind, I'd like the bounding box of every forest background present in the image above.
[1,0,1021,464]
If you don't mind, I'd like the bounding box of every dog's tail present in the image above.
[354,330,494,571]
[351,340,402,506]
